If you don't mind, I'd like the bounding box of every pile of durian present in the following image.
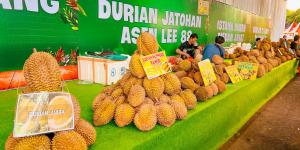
[5,52,96,150]
[92,32,228,131]
[225,38,295,78]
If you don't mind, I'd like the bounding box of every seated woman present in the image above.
[176,33,202,60]
[202,36,225,61]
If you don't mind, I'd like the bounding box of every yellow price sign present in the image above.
[140,51,172,79]
[198,59,216,86]
[225,65,243,84]
[235,62,258,80]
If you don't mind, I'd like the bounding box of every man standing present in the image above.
[202,36,225,61]
[176,33,202,60]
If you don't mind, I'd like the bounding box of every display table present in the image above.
[0,59,298,150]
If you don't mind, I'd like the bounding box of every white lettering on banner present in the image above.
[161,29,178,43]
[253,26,269,34]
[121,27,157,44]
[14,0,38,12]
[0,0,12,9]
[99,0,111,19]
[0,0,59,14]
[98,0,158,24]
[112,1,123,21]
[40,0,59,14]
[162,11,201,28]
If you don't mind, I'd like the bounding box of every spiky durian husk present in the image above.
[93,98,116,126]
[114,103,135,127]
[15,135,51,150]
[129,54,146,78]
[127,85,145,107]
[143,77,164,100]
[136,32,159,55]
[134,104,157,131]
[180,77,199,91]
[23,52,62,92]
[179,89,197,109]
[52,131,87,150]
[156,103,176,127]
[71,95,81,125]
[161,73,181,95]
[74,119,96,146]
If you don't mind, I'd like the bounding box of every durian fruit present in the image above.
[161,73,181,95]
[187,71,195,78]
[5,134,21,150]
[220,73,230,84]
[212,55,224,65]
[215,80,226,93]
[74,119,97,146]
[127,85,145,107]
[257,64,266,78]
[101,86,114,95]
[257,56,267,64]
[136,32,159,55]
[93,93,106,111]
[193,72,204,86]
[170,94,185,104]
[122,76,143,95]
[191,59,200,71]
[15,135,51,150]
[169,100,187,120]
[250,49,260,57]
[129,53,146,78]
[280,56,287,63]
[229,54,236,59]
[195,87,208,101]
[204,86,214,98]
[111,88,123,99]
[23,52,62,92]
[156,103,176,127]
[115,103,135,127]
[175,71,187,79]
[52,131,87,150]
[179,89,197,109]
[266,63,273,72]
[263,63,270,73]
[210,83,219,96]
[265,51,273,59]
[134,104,157,131]
[114,95,126,106]
[93,98,116,126]
[215,64,225,75]
[159,94,171,103]
[180,77,199,91]
[143,77,165,100]
[71,95,81,125]
[178,60,192,71]
[116,71,132,85]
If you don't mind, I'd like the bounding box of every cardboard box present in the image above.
[78,56,94,82]
[78,56,128,85]
[94,58,128,85]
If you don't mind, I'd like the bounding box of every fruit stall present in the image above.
[0,0,296,150]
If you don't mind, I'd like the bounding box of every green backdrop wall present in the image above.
[0,1,270,71]
[208,2,270,47]
[0,0,207,71]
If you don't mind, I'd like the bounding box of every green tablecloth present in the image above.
[0,59,298,150]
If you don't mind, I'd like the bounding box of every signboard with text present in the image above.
[198,59,217,86]
[14,92,74,137]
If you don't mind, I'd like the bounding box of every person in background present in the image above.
[282,35,288,49]
[176,33,203,60]
[254,37,261,49]
[290,35,299,51]
[202,36,225,61]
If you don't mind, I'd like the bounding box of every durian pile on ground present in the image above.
[225,38,296,78]
[92,32,228,132]
[5,52,96,150]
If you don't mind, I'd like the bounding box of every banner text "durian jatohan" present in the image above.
[98,0,202,44]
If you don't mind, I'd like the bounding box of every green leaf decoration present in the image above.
[77,4,87,16]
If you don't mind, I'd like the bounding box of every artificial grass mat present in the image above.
[0,59,298,150]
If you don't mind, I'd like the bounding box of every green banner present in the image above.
[0,0,207,71]
[0,1,271,71]
[208,2,270,47]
